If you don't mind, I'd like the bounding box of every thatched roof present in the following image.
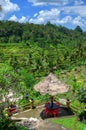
[34,73,69,96]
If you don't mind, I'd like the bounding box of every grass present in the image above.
[16,125,28,130]
[52,116,86,130]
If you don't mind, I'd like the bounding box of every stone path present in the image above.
[37,119,70,130]
[12,105,73,130]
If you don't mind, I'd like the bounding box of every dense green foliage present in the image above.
[0,117,28,130]
[0,20,86,130]
[77,88,86,103]
[0,21,86,46]
[0,20,86,102]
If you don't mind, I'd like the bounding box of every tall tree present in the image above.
[74,25,83,33]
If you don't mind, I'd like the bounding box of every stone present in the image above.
[18,117,40,130]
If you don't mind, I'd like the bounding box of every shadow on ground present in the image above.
[40,107,74,120]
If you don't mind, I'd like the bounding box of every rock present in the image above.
[18,117,40,130]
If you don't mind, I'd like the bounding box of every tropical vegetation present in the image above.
[0,20,86,129]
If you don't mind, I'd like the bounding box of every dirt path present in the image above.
[12,105,72,130]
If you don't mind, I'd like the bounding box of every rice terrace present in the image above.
[0,0,86,129]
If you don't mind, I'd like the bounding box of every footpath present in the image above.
[12,105,73,130]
